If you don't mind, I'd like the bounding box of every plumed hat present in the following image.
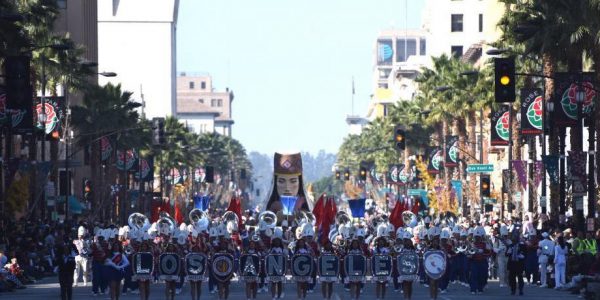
[274,152,303,175]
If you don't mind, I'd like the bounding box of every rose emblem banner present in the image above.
[520,89,543,135]
[444,136,459,167]
[116,149,138,171]
[35,96,65,135]
[553,72,596,127]
[135,156,154,182]
[491,105,510,146]
[427,147,443,174]
[100,136,113,162]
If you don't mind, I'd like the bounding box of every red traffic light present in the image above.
[50,131,60,139]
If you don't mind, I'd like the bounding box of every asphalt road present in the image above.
[8,277,582,299]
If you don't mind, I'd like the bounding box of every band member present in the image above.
[524,230,539,285]
[55,243,76,300]
[294,238,313,300]
[372,236,390,300]
[120,230,138,295]
[346,239,365,300]
[506,231,526,295]
[105,241,129,300]
[91,233,109,295]
[268,235,287,300]
[400,231,416,300]
[163,243,180,300]
[187,231,208,300]
[243,239,260,300]
[135,241,153,300]
[73,226,90,287]
[493,225,509,288]
[426,227,441,300]
[319,240,337,300]
[538,232,554,288]
[469,226,491,294]
[438,229,454,294]
[215,236,235,300]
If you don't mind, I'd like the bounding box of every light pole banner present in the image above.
[568,151,587,192]
[534,161,544,189]
[491,105,510,146]
[444,136,459,167]
[450,180,463,207]
[542,155,559,185]
[553,72,596,127]
[427,147,443,174]
[511,160,527,190]
[520,89,543,135]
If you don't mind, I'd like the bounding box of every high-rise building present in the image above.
[97,0,179,118]
[176,73,234,136]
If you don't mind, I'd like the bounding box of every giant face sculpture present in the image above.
[276,174,300,196]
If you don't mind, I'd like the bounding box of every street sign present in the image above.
[408,189,426,196]
[467,164,494,173]
[483,197,497,204]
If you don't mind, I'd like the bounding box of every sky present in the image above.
[177,0,426,155]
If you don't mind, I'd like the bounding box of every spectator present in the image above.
[554,236,568,289]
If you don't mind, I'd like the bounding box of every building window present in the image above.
[378,68,391,80]
[479,14,483,32]
[189,81,195,89]
[211,99,216,107]
[217,99,223,107]
[396,38,417,62]
[198,99,204,103]
[451,14,463,32]
[201,81,206,89]
[451,46,463,58]
[419,38,426,56]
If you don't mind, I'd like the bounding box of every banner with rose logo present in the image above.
[34,96,65,135]
[116,149,138,171]
[553,72,596,127]
[520,89,543,135]
[100,136,113,162]
[427,147,443,174]
[135,156,154,182]
[491,104,510,146]
[388,164,404,184]
[444,136,459,167]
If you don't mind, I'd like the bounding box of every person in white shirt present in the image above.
[493,226,509,287]
[554,236,568,289]
[538,232,555,288]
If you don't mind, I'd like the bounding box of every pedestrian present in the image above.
[55,243,76,300]
[493,225,509,287]
[506,231,526,296]
[538,232,555,288]
[554,236,568,289]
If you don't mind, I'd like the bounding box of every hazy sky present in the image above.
[177,0,426,155]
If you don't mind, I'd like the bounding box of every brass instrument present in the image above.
[158,213,176,236]
[124,244,134,255]
[222,211,240,234]
[128,213,149,231]
[402,211,418,228]
[258,211,277,237]
[455,240,468,253]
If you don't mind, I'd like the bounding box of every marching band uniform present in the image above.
[468,227,491,294]
[506,234,526,295]
[91,235,109,295]
[372,237,391,300]
[242,240,261,300]
[439,230,454,293]
[134,241,154,300]
[493,226,509,288]
[73,227,90,287]
[399,231,417,300]
[105,241,129,300]
[319,241,338,300]
[294,239,313,300]
[425,227,442,300]
[268,237,287,300]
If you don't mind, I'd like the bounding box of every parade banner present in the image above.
[159,253,181,281]
[135,156,154,181]
[542,155,559,185]
[291,254,314,283]
[132,252,153,281]
[491,105,510,146]
[211,253,234,282]
[450,180,463,207]
[568,151,587,195]
[5,57,34,133]
[239,254,260,282]
[371,254,392,282]
[397,251,419,281]
[512,160,527,190]
[343,254,366,282]
[444,135,459,167]
[34,96,65,135]
[185,253,208,282]
[348,198,366,218]
[553,72,596,127]
[534,161,544,189]
[318,254,339,282]
[423,250,446,280]
[100,136,113,162]
[265,254,286,282]
[388,164,401,184]
[116,149,138,171]
[427,147,443,175]
[520,88,544,135]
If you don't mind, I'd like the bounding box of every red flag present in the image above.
[319,196,338,245]
[174,201,184,224]
[227,196,242,230]
[389,200,404,229]
[312,194,326,226]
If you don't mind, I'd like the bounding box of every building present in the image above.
[97,0,179,118]
[176,73,235,136]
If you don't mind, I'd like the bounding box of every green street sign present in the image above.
[467,164,494,173]
[484,197,497,204]
[408,189,426,196]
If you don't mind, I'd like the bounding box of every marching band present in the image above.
[67,207,540,300]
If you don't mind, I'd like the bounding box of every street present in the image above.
[11,276,580,300]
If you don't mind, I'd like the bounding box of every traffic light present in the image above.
[4,56,32,110]
[359,165,367,181]
[344,168,350,181]
[494,57,515,102]
[49,130,60,140]
[335,170,341,180]
[394,126,406,151]
[480,175,491,198]
[83,178,92,201]
[152,117,165,145]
